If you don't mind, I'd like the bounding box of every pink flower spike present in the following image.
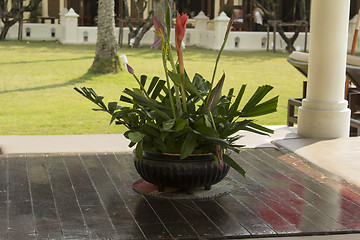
[151,38,162,49]
[153,17,164,33]
[126,64,134,74]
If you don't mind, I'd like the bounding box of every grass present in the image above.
[0,40,304,135]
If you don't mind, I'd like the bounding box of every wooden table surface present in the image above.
[1,148,360,239]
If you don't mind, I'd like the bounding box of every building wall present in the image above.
[2,7,359,52]
[1,20,310,52]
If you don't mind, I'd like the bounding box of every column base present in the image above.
[297,99,351,138]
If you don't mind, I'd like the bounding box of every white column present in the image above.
[59,8,68,25]
[59,0,65,15]
[297,0,351,138]
[63,8,79,44]
[214,12,230,50]
[127,0,131,16]
[42,0,49,17]
[194,11,209,46]
[214,0,220,18]
[143,0,149,19]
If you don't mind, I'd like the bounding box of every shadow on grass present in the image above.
[0,40,94,51]
[0,56,93,65]
[0,73,96,95]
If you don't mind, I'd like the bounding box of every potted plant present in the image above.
[75,3,278,193]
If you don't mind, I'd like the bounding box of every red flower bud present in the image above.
[175,12,188,51]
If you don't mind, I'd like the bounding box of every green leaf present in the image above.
[165,0,171,41]
[135,140,143,162]
[81,87,92,99]
[123,88,171,120]
[242,85,274,113]
[142,124,160,137]
[228,85,246,118]
[245,122,274,135]
[128,131,145,143]
[223,154,246,177]
[168,70,204,101]
[88,88,98,98]
[194,125,219,138]
[241,96,279,117]
[74,87,86,97]
[120,95,132,104]
[167,70,182,86]
[108,102,117,113]
[151,80,166,99]
[227,88,234,99]
[140,75,147,87]
[175,118,187,131]
[109,111,120,125]
[160,131,168,141]
[205,73,225,112]
[146,121,161,129]
[147,76,160,95]
[192,73,211,95]
[163,119,175,131]
[222,120,253,137]
[94,96,104,104]
[180,131,197,160]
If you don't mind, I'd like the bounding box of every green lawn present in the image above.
[0,40,304,135]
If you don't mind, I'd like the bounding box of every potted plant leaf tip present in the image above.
[74,3,278,193]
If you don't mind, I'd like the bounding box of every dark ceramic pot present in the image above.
[134,151,230,193]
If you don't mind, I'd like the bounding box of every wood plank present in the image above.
[45,154,89,238]
[26,155,63,239]
[215,193,277,237]
[8,156,36,239]
[226,162,306,235]
[194,199,251,238]
[235,150,346,232]
[0,156,8,239]
[145,197,198,238]
[62,154,116,239]
[98,153,172,239]
[262,148,360,221]
[251,148,360,230]
[171,200,224,238]
[98,154,148,239]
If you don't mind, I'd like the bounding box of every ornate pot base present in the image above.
[134,151,230,193]
[132,179,232,200]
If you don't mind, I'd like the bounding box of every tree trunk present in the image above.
[133,17,154,47]
[0,21,16,41]
[123,0,154,48]
[89,0,121,74]
[18,16,24,41]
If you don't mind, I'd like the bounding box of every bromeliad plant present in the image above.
[75,3,278,177]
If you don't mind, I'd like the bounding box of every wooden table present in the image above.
[1,150,360,239]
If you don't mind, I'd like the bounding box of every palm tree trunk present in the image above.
[89,0,121,74]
